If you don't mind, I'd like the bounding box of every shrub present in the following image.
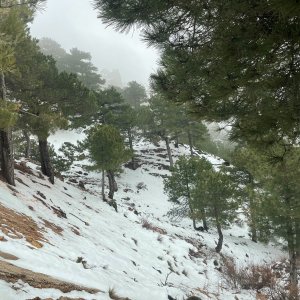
[222,256,276,290]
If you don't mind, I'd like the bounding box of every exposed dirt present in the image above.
[0,251,19,260]
[0,203,46,248]
[0,260,101,294]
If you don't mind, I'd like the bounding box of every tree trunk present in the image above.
[296,221,300,277]
[286,220,298,287]
[0,129,15,186]
[249,188,258,243]
[102,170,105,200]
[215,221,223,253]
[0,71,15,186]
[174,134,179,148]
[38,138,54,184]
[187,129,194,156]
[23,130,31,158]
[164,136,174,168]
[214,207,223,253]
[201,208,209,231]
[128,128,137,170]
[107,170,117,199]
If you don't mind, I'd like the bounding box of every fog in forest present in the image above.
[30,0,159,88]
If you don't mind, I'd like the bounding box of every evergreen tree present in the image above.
[164,156,210,231]
[39,38,105,91]
[105,103,138,169]
[192,166,239,253]
[141,95,180,167]
[0,6,28,185]
[86,124,131,201]
[7,33,95,183]
[121,81,147,108]
[165,156,239,252]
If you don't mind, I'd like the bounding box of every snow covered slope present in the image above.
[0,135,285,300]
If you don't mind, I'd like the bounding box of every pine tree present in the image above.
[121,81,147,109]
[165,156,239,252]
[86,124,131,201]
[164,156,211,231]
[0,6,28,185]
[141,95,181,168]
[192,166,239,253]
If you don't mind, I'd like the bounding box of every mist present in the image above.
[29,0,159,88]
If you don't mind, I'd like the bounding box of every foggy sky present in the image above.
[30,0,159,88]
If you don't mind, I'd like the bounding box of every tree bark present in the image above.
[286,219,298,287]
[187,129,194,156]
[249,202,258,243]
[174,134,179,148]
[201,208,209,231]
[0,129,15,186]
[107,170,117,199]
[128,128,137,170]
[23,130,31,158]
[214,207,223,253]
[38,138,54,184]
[164,136,174,168]
[0,71,15,186]
[102,170,105,200]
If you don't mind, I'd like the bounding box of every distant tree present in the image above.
[192,166,239,253]
[164,156,210,231]
[173,105,209,155]
[86,124,131,201]
[105,104,138,169]
[38,38,105,91]
[140,95,180,168]
[59,48,105,91]
[121,81,147,108]
[38,37,66,61]
[165,156,239,252]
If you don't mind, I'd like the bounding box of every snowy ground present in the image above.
[0,131,286,299]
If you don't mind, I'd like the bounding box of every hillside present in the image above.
[0,134,285,300]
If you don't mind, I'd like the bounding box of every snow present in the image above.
[0,131,285,299]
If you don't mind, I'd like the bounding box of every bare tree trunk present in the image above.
[128,128,137,170]
[102,170,105,200]
[214,207,223,253]
[107,170,117,199]
[249,196,258,243]
[23,130,31,158]
[247,179,258,243]
[0,71,15,186]
[187,129,194,156]
[38,138,54,184]
[0,129,15,185]
[201,208,209,231]
[287,220,298,287]
[164,136,173,168]
[174,134,179,148]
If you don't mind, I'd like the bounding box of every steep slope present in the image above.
[0,136,285,300]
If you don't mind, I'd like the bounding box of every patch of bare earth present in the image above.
[0,204,46,248]
[0,260,100,294]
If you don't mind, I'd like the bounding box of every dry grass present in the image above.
[108,288,131,300]
[222,256,276,290]
[0,203,46,248]
[14,161,34,175]
[142,219,167,235]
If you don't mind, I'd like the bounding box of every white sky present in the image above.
[29,0,159,88]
